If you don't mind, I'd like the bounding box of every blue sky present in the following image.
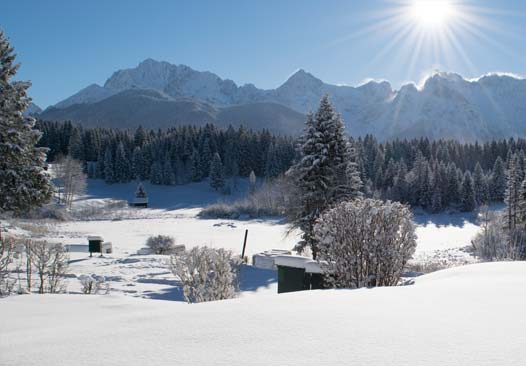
[3,0,526,108]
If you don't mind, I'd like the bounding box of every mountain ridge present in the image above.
[41,59,526,141]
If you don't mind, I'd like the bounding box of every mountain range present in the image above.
[37,58,526,141]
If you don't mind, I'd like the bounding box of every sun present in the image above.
[410,0,456,29]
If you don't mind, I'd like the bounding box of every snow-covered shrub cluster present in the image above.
[53,156,87,208]
[200,176,293,218]
[0,236,16,296]
[314,198,417,288]
[1,238,69,295]
[471,208,509,260]
[79,274,110,294]
[170,247,241,303]
[146,235,177,255]
[30,241,69,294]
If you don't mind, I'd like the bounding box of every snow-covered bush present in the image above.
[79,274,110,294]
[471,208,510,260]
[146,235,176,255]
[31,241,69,294]
[170,247,241,303]
[314,198,417,288]
[0,236,16,296]
[199,176,293,218]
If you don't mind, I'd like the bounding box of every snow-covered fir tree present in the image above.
[132,147,144,180]
[287,95,362,258]
[0,31,53,213]
[209,152,225,191]
[103,147,115,184]
[114,142,130,183]
[473,162,488,205]
[150,161,163,185]
[460,171,476,212]
[505,154,523,231]
[490,157,507,202]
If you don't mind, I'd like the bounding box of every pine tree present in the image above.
[103,147,115,184]
[150,161,163,185]
[0,31,53,213]
[134,125,147,147]
[190,149,202,182]
[430,174,442,213]
[517,178,526,226]
[114,142,130,182]
[505,154,522,231]
[473,162,487,205]
[132,147,144,180]
[446,163,460,206]
[68,127,84,161]
[490,157,507,202]
[209,152,225,191]
[460,171,476,212]
[162,160,176,185]
[286,95,362,258]
[264,143,280,179]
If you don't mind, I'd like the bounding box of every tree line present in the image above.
[37,121,297,192]
[38,119,526,213]
[356,136,512,212]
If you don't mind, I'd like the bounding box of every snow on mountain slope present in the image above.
[50,59,526,140]
[53,83,116,109]
[2,262,526,366]
[104,58,261,107]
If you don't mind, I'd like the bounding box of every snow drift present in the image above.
[2,262,526,366]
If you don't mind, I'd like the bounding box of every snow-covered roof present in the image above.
[304,260,324,274]
[274,255,311,269]
[87,236,104,241]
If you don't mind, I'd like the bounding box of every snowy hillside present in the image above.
[43,59,526,140]
[2,262,526,366]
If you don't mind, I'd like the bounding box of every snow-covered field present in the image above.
[2,262,525,366]
[4,179,488,299]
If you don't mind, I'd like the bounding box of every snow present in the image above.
[274,255,312,269]
[2,262,526,366]
[4,180,490,300]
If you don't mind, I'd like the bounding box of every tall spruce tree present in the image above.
[460,171,476,212]
[209,152,225,191]
[505,154,522,231]
[473,162,487,205]
[0,31,53,213]
[490,157,507,202]
[103,147,115,184]
[287,95,362,258]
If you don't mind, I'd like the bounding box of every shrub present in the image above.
[0,236,16,296]
[199,176,293,219]
[146,235,176,255]
[30,241,69,294]
[79,274,110,294]
[314,198,417,288]
[170,247,241,303]
[472,207,525,260]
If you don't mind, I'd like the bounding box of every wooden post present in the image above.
[241,229,248,259]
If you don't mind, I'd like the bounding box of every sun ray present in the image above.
[327,0,517,88]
